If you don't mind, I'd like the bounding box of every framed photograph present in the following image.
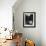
[13,13,15,31]
[23,12,36,28]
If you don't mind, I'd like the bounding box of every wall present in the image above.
[13,0,46,46]
[0,0,16,30]
[41,0,46,46]
[13,0,41,46]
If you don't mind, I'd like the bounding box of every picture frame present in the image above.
[13,13,15,31]
[23,12,36,28]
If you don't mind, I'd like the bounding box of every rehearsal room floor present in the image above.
[0,39,16,46]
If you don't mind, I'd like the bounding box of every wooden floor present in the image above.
[0,39,16,46]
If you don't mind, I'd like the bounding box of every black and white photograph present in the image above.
[23,12,36,28]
